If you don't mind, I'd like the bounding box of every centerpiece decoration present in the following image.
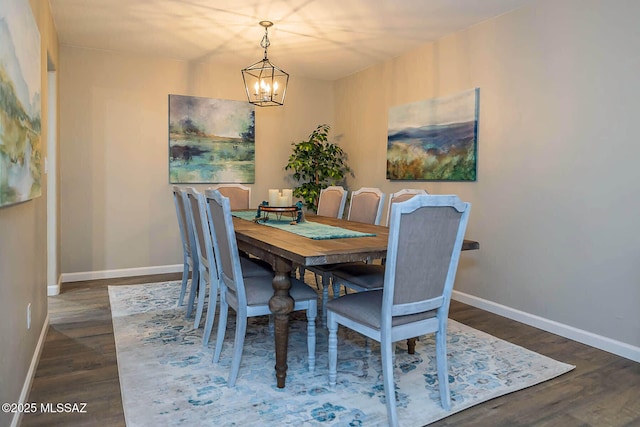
[255,188,303,224]
[255,201,304,225]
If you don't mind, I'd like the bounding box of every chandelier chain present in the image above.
[260,28,270,50]
[260,28,270,59]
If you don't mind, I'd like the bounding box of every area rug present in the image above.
[109,281,574,427]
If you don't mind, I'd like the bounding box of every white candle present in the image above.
[268,189,279,206]
[278,195,287,207]
[282,189,293,206]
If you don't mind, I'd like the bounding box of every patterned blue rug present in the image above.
[109,281,574,426]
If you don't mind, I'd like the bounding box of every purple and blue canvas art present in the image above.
[387,89,478,181]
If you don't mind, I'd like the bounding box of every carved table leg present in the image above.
[269,257,295,388]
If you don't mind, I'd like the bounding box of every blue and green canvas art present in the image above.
[169,95,255,183]
[387,89,478,181]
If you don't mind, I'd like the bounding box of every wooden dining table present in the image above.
[232,212,479,388]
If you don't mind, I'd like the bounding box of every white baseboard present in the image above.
[12,313,49,427]
[61,264,183,283]
[47,275,62,296]
[452,290,640,363]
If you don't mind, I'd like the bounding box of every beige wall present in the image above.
[335,0,640,348]
[59,47,334,274]
[58,1,640,353]
[2,1,636,421]
[0,0,58,424]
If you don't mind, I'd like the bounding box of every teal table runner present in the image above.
[232,211,375,240]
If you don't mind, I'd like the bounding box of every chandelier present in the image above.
[241,21,289,107]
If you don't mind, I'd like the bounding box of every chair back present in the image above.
[385,188,428,226]
[185,188,214,269]
[383,195,470,321]
[187,189,218,272]
[211,184,251,210]
[347,187,385,225]
[172,186,194,258]
[317,186,347,218]
[205,189,246,306]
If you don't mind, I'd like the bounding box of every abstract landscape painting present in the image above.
[0,0,42,207]
[169,95,255,183]
[387,89,478,181]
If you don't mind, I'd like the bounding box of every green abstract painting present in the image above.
[169,95,255,184]
[0,0,42,207]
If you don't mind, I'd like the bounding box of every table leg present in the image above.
[407,338,417,354]
[268,257,295,388]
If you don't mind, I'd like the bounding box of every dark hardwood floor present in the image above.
[22,273,640,427]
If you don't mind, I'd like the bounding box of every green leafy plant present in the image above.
[285,124,352,212]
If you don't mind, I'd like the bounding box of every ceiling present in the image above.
[49,0,531,81]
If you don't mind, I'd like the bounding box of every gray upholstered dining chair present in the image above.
[184,187,219,330]
[210,184,251,210]
[186,189,272,346]
[329,188,429,299]
[308,187,386,325]
[185,188,271,333]
[327,194,471,427]
[172,186,199,317]
[206,189,318,387]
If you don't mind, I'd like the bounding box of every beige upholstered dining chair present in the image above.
[316,185,347,218]
[171,186,199,317]
[346,187,385,225]
[327,195,471,427]
[210,184,251,210]
[298,185,348,282]
[385,188,428,226]
[206,189,318,387]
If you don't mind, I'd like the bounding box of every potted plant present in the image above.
[285,124,353,212]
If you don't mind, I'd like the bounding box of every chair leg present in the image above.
[328,317,339,387]
[202,280,218,346]
[307,305,317,372]
[228,314,247,387]
[178,261,189,306]
[381,337,399,427]
[436,329,452,410]
[193,269,207,329]
[185,266,199,318]
[213,299,228,363]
